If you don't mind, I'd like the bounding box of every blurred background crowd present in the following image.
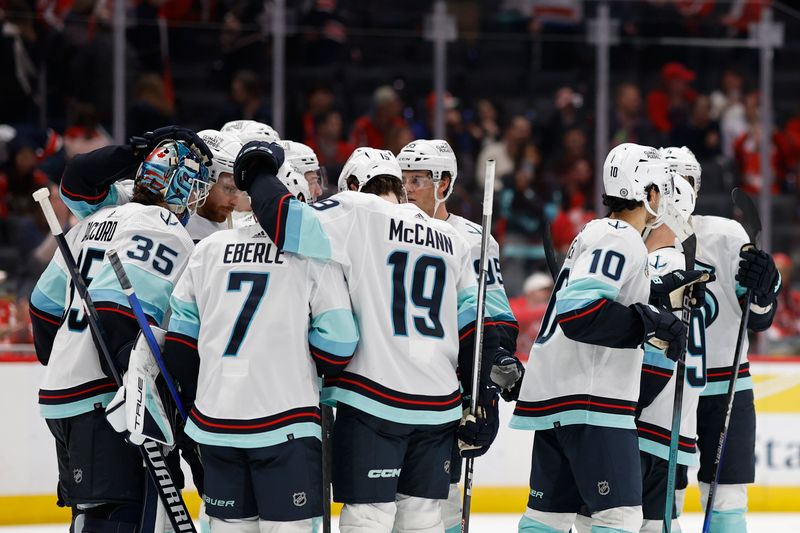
[1,0,800,355]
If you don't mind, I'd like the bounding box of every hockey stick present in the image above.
[542,220,559,281]
[321,403,333,533]
[106,249,188,421]
[32,188,197,533]
[461,159,496,533]
[701,188,762,533]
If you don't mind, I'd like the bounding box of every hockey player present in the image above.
[396,139,523,533]
[232,142,503,533]
[662,146,781,532]
[29,139,208,531]
[279,140,325,201]
[161,175,357,532]
[185,130,243,241]
[511,143,693,533]
[635,175,712,532]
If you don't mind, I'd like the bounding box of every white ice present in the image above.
[3,514,800,532]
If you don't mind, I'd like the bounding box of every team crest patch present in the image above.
[598,481,610,496]
[293,492,307,507]
[73,469,83,484]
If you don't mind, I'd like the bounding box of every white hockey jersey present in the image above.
[446,214,516,329]
[166,225,357,448]
[185,214,228,242]
[275,192,479,425]
[511,218,650,431]
[637,246,705,466]
[32,202,194,419]
[692,215,752,396]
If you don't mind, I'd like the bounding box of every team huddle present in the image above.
[28,121,780,533]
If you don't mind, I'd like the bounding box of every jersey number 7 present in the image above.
[224,272,269,356]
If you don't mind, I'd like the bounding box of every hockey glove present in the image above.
[650,269,714,310]
[490,347,525,401]
[737,247,780,307]
[631,303,687,362]
[233,140,285,192]
[130,126,213,166]
[457,385,500,458]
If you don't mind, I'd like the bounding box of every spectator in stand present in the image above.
[476,114,536,189]
[0,0,40,124]
[214,70,272,130]
[302,85,335,144]
[349,85,407,149]
[63,103,112,159]
[411,91,476,177]
[467,98,501,148]
[710,69,748,158]
[722,0,768,36]
[385,125,414,157]
[219,0,268,79]
[508,271,553,358]
[539,86,586,156]
[611,82,657,147]
[766,252,800,354]
[299,0,348,65]
[127,74,177,137]
[543,127,592,207]
[647,62,698,137]
[733,91,791,194]
[671,95,722,159]
[307,109,355,181]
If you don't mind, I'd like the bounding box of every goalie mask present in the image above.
[136,140,210,225]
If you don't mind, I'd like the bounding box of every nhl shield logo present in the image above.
[293,492,307,507]
[73,469,83,484]
[444,460,451,474]
[598,481,610,496]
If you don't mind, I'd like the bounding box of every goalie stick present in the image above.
[701,188,762,533]
[461,159,496,533]
[32,187,197,533]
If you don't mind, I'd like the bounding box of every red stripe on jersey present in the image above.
[30,308,61,325]
[311,350,350,365]
[39,382,117,400]
[515,398,635,412]
[166,335,197,350]
[273,193,293,245]
[643,367,672,378]
[336,377,461,407]
[558,299,607,324]
[637,426,695,448]
[191,409,320,430]
[60,183,108,201]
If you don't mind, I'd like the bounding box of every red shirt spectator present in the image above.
[307,109,355,169]
[349,85,407,149]
[647,62,698,134]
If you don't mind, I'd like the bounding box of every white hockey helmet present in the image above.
[396,139,458,200]
[337,147,402,193]
[278,162,311,203]
[279,140,319,174]
[197,129,243,184]
[221,120,281,144]
[661,146,701,194]
[603,143,674,226]
[672,174,697,221]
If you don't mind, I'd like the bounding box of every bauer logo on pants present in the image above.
[598,481,610,496]
[293,492,307,507]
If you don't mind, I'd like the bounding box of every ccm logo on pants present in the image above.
[368,468,402,479]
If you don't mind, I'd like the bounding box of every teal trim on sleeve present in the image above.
[32,263,68,315]
[638,438,699,467]
[91,262,174,322]
[735,282,747,299]
[309,308,359,357]
[457,287,479,329]
[289,202,333,261]
[486,288,516,321]
[90,288,162,324]
[509,410,636,431]
[39,392,116,419]
[700,376,753,396]
[518,515,565,533]
[185,421,321,448]
[62,187,119,220]
[643,344,676,371]
[168,318,200,340]
[556,277,621,315]
[326,387,462,425]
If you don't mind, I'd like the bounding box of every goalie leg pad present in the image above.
[339,502,396,533]
[393,494,443,533]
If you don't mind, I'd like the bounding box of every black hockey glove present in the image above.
[129,126,213,166]
[737,247,780,306]
[457,385,500,458]
[650,269,714,310]
[631,303,687,362]
[233,140,285,192]
[490,347,525,402]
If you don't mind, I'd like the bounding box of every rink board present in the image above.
[2,357,799,524]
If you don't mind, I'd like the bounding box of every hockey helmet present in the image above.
[279,140,325,201]
[337,147,402,193]
[221,120,281,144]
[661,146,701,194]
[278,162,311,203]
[197,129,243,184]
[396,139,458,201]
[672,174,696,222]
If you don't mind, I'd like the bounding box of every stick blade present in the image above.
[731,188,762,244]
